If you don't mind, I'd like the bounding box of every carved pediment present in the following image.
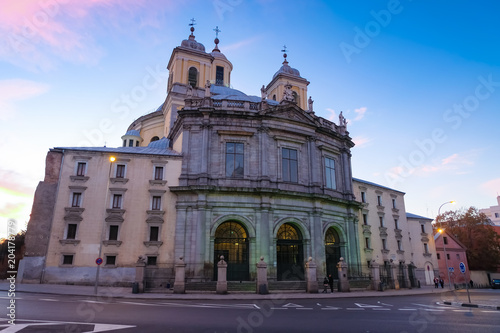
[263,105,318,126]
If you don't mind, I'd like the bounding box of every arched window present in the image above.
[272,94,276,101]
[292,91,299,105]
[276,223,304,281]
[188,67,198,88]
[150,136,160,142]
[214,221,249,281]
[325,227,341,279]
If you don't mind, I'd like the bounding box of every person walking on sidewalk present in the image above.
[328,274,334,293]
[434,277,439,288]
[439,278,444,288]
[322,277,329,293]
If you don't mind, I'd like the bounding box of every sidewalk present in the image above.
[1,281,498,310]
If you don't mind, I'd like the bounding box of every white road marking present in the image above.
[39,298,58,302]
[372,308,391,311]
[296,308,313,310]
[398,308,417,311]
[283,303,303,308]
[355,302,382,308]
[0,319,134,332]
[347,308,365,310]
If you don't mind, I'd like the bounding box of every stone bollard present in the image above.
[305,257,318,293]
[135,255,146,293]
[391,263,400,290]
[370,260,381,291]
[337,257,350,292]
[216,256,228,295]
[174,256,186,294]
[256,256,268,295]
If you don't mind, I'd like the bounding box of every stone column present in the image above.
[216,256,228,295]
[256,256,268,295]
[174,257,186,294]
[403,263,411,289]
[337,257,350,292]
[135,258,146,293]
[305,257,318,293]
[370,261,381,291]
[391,263,400,290]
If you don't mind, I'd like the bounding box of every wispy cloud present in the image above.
[0,0,173,71]
[353,107,367,121]
[325,106,368,125]
[480,178,500,197]
[0,79,50,120]
[223,35,262,52]
[352,136,372,148]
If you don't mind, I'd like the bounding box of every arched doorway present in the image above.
[325,227,341,279]
[276,223,304,281]
[214,221,249,281]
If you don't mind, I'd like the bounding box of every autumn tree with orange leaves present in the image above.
[434,207,500,271]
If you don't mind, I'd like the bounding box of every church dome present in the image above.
[272,62,301,79]
[180,25,206,52]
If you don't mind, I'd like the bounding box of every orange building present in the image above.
[434,230,470,286]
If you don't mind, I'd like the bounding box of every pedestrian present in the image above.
[433,277,439,288]
[323,277,329,293]
[469,280,473,288]
[328,274,334,293]
[439,278,444,288]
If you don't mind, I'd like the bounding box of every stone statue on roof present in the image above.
[186,84,193,97]
[308,96,314,112]
[339,111,347,127]
[205,80,211,97]
[261,85,267,100]
[283,82,294,102]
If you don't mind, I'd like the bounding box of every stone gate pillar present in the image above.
[370,260,380,291]
[305,257,318,293]
[256,256,268,295]
[135,256,146,293]
[216,256,228,295]
[174,256,186,294]
[337,257,350,292]
[391,263,400,290]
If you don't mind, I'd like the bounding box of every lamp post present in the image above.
[437,228,453,290]
[438,200,455,217]
[94,155,116,295]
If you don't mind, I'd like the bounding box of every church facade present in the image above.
[19,25,434,288]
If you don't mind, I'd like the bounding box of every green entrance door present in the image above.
[214,221,249,281]
[276,223,304,281]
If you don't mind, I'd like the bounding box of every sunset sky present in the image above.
[1,0,499,238]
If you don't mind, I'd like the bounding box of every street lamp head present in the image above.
[438,228,444,234]
[450,201,456,204]
[109,156,116,162]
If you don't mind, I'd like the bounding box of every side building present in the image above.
[353,178,438,287]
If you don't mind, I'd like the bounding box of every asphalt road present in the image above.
[0,291,499,332]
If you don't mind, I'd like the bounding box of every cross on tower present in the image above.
[189,18,196,27]
[281,45,288,54]
[213,26,221,38]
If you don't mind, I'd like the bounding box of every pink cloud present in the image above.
[352,136,371,148]
[353,107,367,121]
[0,0,173,71]
[480,178,500,196]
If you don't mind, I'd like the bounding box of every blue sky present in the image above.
[1,0,499,237]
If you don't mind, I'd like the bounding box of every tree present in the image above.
[0,230,26,279]
[434,207,500,271]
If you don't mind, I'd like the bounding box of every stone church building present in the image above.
[19,24,436,288]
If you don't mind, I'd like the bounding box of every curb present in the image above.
[443,301,500,311]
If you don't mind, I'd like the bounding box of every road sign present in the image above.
[96,258,103,265]
[459,262,466,273]
[448,267,454,272]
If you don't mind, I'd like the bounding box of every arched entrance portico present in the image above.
[213,221,249,281]
[325,227,341,279]
[276,223,304,281]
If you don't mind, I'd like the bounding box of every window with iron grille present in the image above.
[62,255,74,265]
[216,66,224,85]
[106,255,116,266]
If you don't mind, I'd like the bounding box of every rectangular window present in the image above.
[446,254,450,260]
[226,142,244,178]
[66,224,77,240]
[154,166,164,180]
[392,199,396,209]
[495,213,500,218]
[363,214,368,225]
[282,148,298,183]
[62,254,74,265]
[115,164,126,178]
[76,162,86,176]
[71,193,82,207]
[128,139,134,147]
[106,255,116,266]
[382,239,387,250]
[421,224,425,233]
[437,253,441,260]
[150,226,159,242]
[325,157,336,189]
[109,225,119,241]
[147,256,157,266]
[152,196,161,210]
[424,243,429,253]
[443,236,448,245]
[397,240,402,251]
[361,192,366,203]
[365,237,370,249]
[379,216,384,227]
[394,219,399,229]
[216,66,224,85]
[377,195,382,206]
[112,194,122,209]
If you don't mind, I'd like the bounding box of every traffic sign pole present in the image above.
[460,262,471,303]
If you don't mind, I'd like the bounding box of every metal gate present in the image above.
[379,261,394,289]
[408,264,417,287]
[398,263,407,288]
[276,223,304,281]
[213,222,249,281]
[325,227,341,280]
